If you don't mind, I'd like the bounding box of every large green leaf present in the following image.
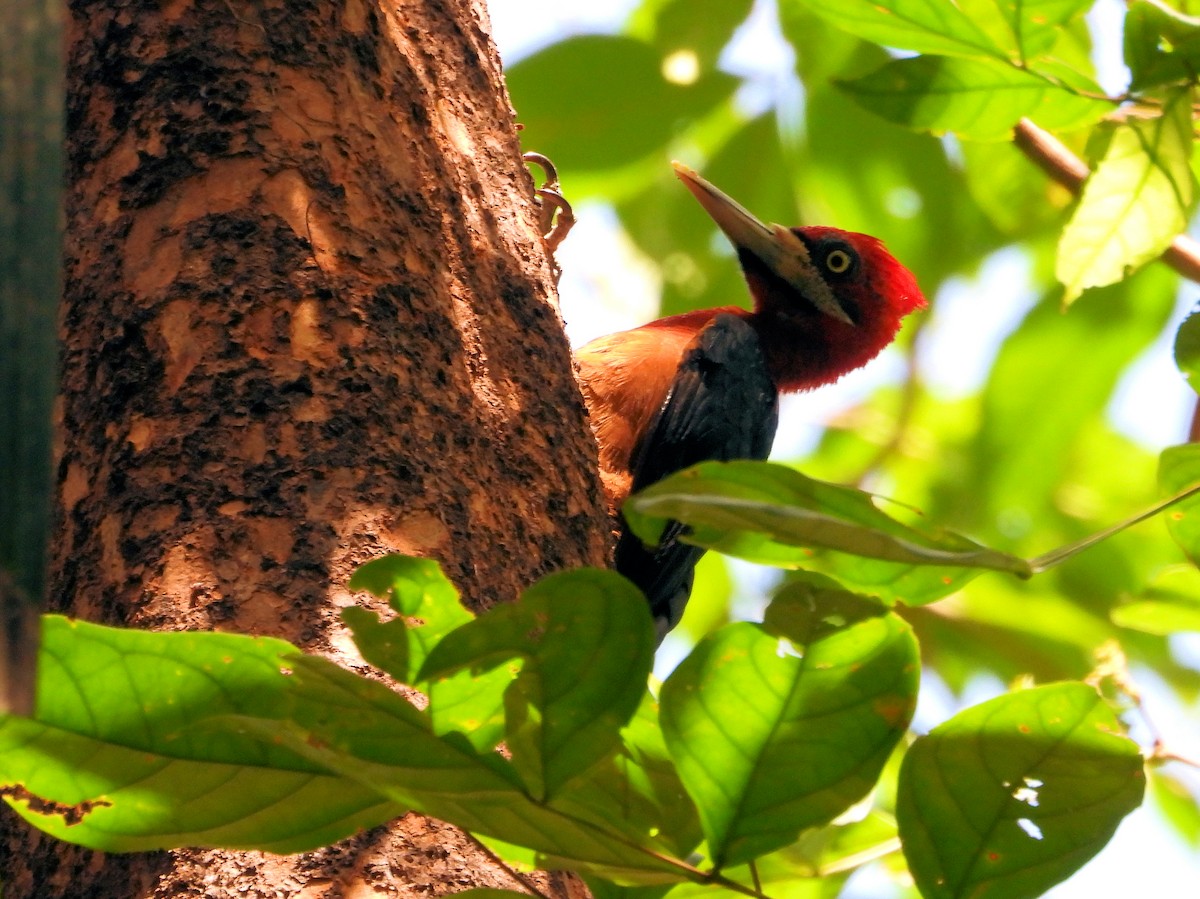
[839,56,1112,141]
[898,682,1145,899]
[0,616,400,853]
[660,588,919,868]
[232,654,686,883]
[419,568,655,799]
[786,0,1005,59]
[1057,89,1196,304]
[623,460,1031,590]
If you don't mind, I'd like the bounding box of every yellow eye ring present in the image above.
[825,249,853,274]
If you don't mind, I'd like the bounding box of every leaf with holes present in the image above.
[898,682,1144,899]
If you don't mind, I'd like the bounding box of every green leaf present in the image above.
[660,593,919,868]
[1174,309,1200,395]
[623,460,1031,585]
[345,554,473,686]
[1125,0,1200,91]
[555,692,703,859]
[1112,566,1200,634]
[1158,444,1200,567]
[787,0,1005,59]
[420,569,655,800]
[232,655,685,883]
[506,35,737,173]
[838,55,1112,140]
[0,616,400,853]
[898,682,1145,899]
[1057,89,1196,304]
[346,555,514,753]
[955,0,1099,59]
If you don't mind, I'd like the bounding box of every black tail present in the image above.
[615,314,778,642]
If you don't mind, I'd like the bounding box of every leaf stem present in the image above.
[1028,480,1200,572]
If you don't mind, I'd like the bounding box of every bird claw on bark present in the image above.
[523,151,575,256]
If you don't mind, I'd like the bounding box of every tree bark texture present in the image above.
[1,0,611,895]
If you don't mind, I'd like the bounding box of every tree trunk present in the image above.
[1,0,610,895]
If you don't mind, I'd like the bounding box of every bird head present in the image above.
[672,162,926,392]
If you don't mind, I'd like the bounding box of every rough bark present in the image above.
[1,0,610,895]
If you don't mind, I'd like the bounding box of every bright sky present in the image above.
[487,1,1200,896]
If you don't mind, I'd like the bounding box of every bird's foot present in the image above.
[523,152,575,258]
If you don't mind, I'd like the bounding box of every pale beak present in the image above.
[671,161,856,326]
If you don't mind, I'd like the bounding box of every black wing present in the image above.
[615,313,778,642]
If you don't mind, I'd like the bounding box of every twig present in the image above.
[749,859,763,895]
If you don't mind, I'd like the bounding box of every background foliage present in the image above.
[499,0,1200,894]
[4,2,1200,898]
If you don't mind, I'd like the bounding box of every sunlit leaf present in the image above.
[952,0,1094,61]
[660,593,918,868]
[1057,89,1196,304]
[344,554,472,686]
[898,682,1145,899]
[839,56,1111,140]
[554,692,702,859]
[420,568,654,799]
[787,0,1005,59]
[232,655,685,883]
[0,617,400,853]
[623,460,1031,582]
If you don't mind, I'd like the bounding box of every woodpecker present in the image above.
[576,163,926,641]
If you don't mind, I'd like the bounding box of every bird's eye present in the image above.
[824,247,855,275]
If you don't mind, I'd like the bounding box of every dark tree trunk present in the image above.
[1,0,610,895]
